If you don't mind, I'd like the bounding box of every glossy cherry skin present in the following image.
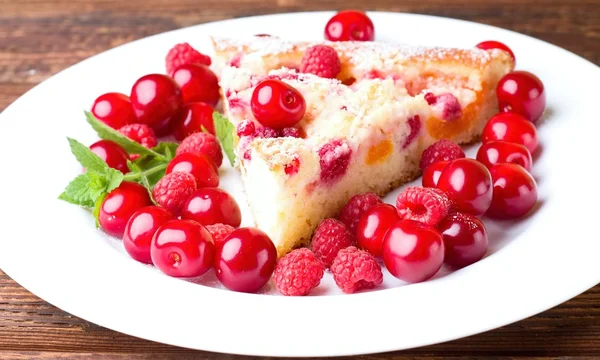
[497,71,546,123]
[89,140,129,174]
[382,220,445,283]
[214,227,277,293]
[436,158,493,216]
[324,10,375,41]
[172,64,220,107]
[476,140,532,172]
[487,163,538,219]
[356,203,400,257]
[422,161,449,188]
[91,92,136,129]
[250,79,306,129]
[150,219,215,278]
[171,102,216,141]
[437,212,488,268]
[481,112,539,154]
[166,153,219,188]
[181,188,241,227]
[123,206,174,264]
[475,40,515,62]
[130,73,183,135]
[98,181,153,238]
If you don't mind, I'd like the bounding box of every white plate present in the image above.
[0,11,599,357]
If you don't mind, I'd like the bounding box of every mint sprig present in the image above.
[213,112,236,166]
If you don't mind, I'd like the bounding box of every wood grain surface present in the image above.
[1,0,599,358]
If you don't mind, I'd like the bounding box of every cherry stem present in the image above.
[123,163,167,182]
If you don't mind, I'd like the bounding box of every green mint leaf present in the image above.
[67,137,108,172]
[58,174,96,207]
[93,193,107,228]
[87,171,110,199]
[139,172,158,205]
[105,168,125,193]
[213,112,236,166]
[152,142,178,160]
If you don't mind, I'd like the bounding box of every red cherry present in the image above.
[476,140,532,172]
[422,161,449,188]
[150,219,215,278]
[166,153,219,188]
[171,102,216,141]
[324,10,375,41]
[382,220,445,283]
[356,203,400,257]
[130,74,183,135]
[123,206,174,264]
[214,227,277,293]
[91,92,136,129]
[172,64,220,107]
[487,164,538,219]
[497,71,546,123]
[482,112,539,154]
[98,181,153,238]
[437,212,488,268]
[250,79,306,129]
[89,140,129,174]
[436,158,493,216]
[475,40,515,62]
[181,188,242,227]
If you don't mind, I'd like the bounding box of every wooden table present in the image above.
[1,0,599,358]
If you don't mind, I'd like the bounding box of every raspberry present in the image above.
[310,218,355,268]
[165,43,211,76]
[152,172,197,215]
[284,157,300,176]
[338,192,383,234]
[254,126,281,138]
[281,127,302,138]
[419,139,465,170]
[330,246,383,294]
[176,132,223,168]
[273,248,325,296]
[318,139,352,183]
[300,45,341,79]
[205,223,235,247]
[425,92,462,121]
[118,123,157,148]
[402,115,421,149]
[236,120,256,137]
[395,186,451,226]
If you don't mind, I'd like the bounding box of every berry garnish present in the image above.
[356,203,399,257]
[425,93,462,121]
[151,219,215,278]
[91,92,136,129]
[250,79,306,129]
[318,139,352,183]
[395,186,451,226]
[497,71,546,123]
[130,74,183,135]
[236,120,256,137]
[310,218,355,268]
[172,64,220,107]
[475,40,516,62]
[324,10,375,42]
[273,248,325,296]
[89,140,129,174]
[300,45,341,79]
[205,223,235,247]
[476,140,532,172]
[436,158,493,216]
[422,160,449,188]
[420,139,465,171]
[118,123,157,149]
[382,220,445,283]
[338,192,383,234]
[123,206,174,264]
[330,246,383,294]
[98,181,153,238]
[166,153,219,188]
[281,127,303,138]
[254,126,281,138]
[437,212,488,268]
[176,132,223,168]
[171,102,216,141]
[481,112,539,154]
[181,188,242,227]
[152,172,197,216]
[487,163,538,219]
[214,227,277,293]
[165,42,211,76]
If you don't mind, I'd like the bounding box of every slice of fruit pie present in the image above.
[209,35,514,257]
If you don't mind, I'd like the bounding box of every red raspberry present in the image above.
[419,139,465,170]
[236,120,256,137]
[165,43,211,76]
[152,172,197,215]
[396,186,451,226]
[310,218,355,268]
[424,92,462,121]
[273,248,325,296]
[118,123,157,149]
[281,127,302,138]
[300,45,341,79]
[284,157,300,175]
[402,115,421,149]
[254,126,281,138]
[176,132,223,168]
[331,246,383,294]
[318,139,352,183]
[338,192,383,234]
[205,223,235,247]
